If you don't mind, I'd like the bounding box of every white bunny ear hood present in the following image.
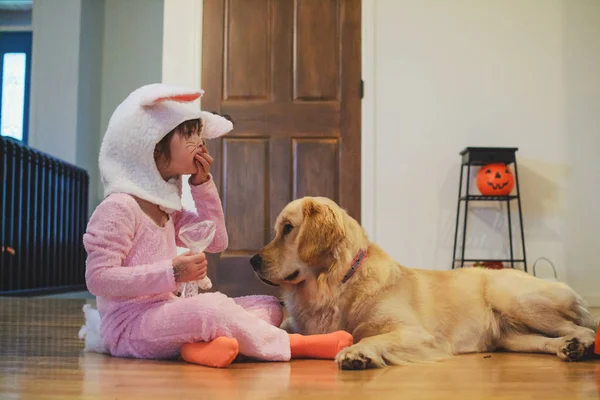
[99,83,233,213]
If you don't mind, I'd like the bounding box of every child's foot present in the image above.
[181,337,239,368]
[289,331,353,359]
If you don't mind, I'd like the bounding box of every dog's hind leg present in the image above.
[524,316,595,362]
[489,277,596,342]
[497,332,562,354]
[496,331,594,361]
[495,288,596,361]
[512,294,596,340]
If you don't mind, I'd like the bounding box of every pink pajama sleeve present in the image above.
[172,175,228,253]
[83,197,177,298]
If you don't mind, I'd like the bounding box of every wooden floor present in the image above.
[1,298,599,400]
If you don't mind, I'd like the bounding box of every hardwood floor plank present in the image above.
[0,298,599,399]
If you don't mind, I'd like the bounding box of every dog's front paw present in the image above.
[336,344,384,370]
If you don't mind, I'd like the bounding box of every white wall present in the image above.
[29,0,105,213]
[162,0,203,214]
[370,0,600,303]
[562,1,600,305]
[28,0,164,211]
[98,0,164,205]
[29,0,82,164]
[76,0,104,213]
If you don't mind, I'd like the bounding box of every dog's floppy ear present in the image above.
[297,198,345,264]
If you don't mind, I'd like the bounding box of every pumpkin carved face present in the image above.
[476,163,515,196]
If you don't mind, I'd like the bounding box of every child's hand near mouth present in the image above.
[190,145,214,185]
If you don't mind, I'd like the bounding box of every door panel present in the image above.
[295,0,340,101]
[222,137,270,250]
[292,138,339,200]
[202,0,361,298]
[225,0,271,100]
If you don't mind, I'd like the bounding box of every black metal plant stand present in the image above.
[451,147,527,271]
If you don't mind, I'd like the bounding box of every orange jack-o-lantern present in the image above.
[476,163,515,196]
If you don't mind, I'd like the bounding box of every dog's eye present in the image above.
[282,223,294,236]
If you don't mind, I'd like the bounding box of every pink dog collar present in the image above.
[342,249,367,284]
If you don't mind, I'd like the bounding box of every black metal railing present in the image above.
[1,136,89,295]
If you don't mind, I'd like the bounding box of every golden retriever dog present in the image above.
[250,196,598,370]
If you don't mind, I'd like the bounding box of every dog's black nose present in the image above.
[250,254,262,271]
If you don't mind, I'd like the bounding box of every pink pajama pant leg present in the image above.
[118,293,291,361]
[233,295,284,327]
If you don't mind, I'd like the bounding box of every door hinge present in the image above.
[360,80,364,99]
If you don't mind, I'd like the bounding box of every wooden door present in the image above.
[202,0,361,298]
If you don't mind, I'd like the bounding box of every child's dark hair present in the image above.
[154,119,202,169]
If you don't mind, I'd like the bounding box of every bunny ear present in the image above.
[200,111,234,140]
[152,92,203,104]
[139,84,205,106]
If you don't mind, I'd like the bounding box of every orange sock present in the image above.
[289,331,353,359]
[181,337,239,368]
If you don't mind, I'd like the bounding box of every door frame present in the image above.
[162,0,376,240]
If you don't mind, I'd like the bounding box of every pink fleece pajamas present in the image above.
[83,178,291,361]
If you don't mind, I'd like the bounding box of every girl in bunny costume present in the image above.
[81,83,352,368]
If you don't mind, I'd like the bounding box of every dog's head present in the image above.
[251,196,362,287]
